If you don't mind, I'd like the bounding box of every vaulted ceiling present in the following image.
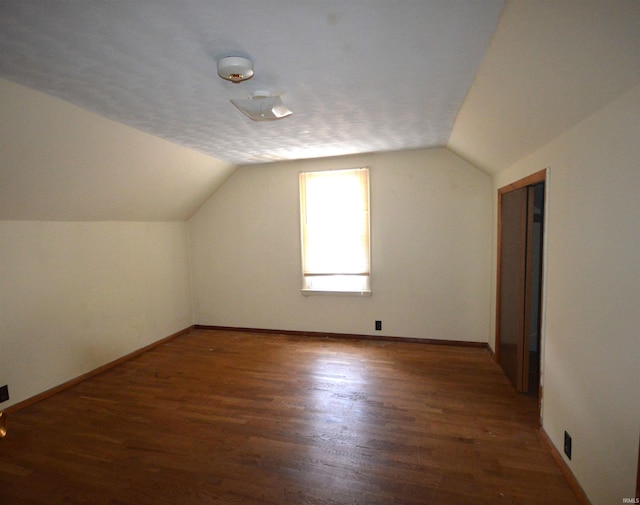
[1,0,640,221]
[0,0,503,165]
[448,0,640,173]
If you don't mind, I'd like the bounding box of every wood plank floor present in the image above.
[0,329,580,505]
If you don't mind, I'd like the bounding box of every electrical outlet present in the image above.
[564,431,572,460]
[375,320,382,331]
[0,385,9,403]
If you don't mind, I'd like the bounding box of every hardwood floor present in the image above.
[0,329,580,505]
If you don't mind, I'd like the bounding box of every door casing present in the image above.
[495,170,546,416]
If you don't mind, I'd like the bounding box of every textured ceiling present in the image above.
[0,0,504,165]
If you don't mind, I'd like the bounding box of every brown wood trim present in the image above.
[494,168,547,363]
[521,186,536,392]
[4,325,194,414]
[0,329,580,503]
[195,325,489,349]
[538,427,592,505]
[498,168,547,194]
[494,186,503,362]
[496,171,547,426]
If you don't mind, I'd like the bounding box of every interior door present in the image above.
[498,187,529,391]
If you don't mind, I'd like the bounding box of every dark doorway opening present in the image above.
[496,170,546,405]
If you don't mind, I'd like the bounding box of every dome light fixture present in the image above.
[217,56,254,83]
[230,91,292,121]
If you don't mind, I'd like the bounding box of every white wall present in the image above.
[189,148,492,342]
[0,221,192,410]
[492,84,640,505]
[0,78,235,410]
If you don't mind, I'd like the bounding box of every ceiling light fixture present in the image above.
[217,56,254,83]
[230,91,292,121]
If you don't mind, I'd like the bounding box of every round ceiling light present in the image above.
[217,56,254,83]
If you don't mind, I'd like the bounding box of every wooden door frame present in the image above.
[495,169,546,406]
[521,185,537,393]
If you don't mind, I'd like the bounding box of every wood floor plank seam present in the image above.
[4,325,194,415]
[0,328,582,505]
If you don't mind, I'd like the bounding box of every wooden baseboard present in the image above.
[5,325,194,414]
[538,427,592,505]
[5,325,486,415]
[194,325,489,349]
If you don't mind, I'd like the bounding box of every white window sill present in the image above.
[301,289,372,297]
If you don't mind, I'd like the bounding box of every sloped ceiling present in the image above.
[0,78,235,221]
[448,0,640,174]
[0,0,503,165]
[1,1,640,221]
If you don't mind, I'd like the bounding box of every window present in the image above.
[299,167,371,295]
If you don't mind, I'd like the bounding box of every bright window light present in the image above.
[299,168,370,294]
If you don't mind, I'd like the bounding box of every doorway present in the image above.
[496,170,546,399]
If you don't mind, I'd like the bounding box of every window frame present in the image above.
[298,167,371,296]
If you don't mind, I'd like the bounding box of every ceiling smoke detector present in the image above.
[217,56,254,83]
[230,91,292,121]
